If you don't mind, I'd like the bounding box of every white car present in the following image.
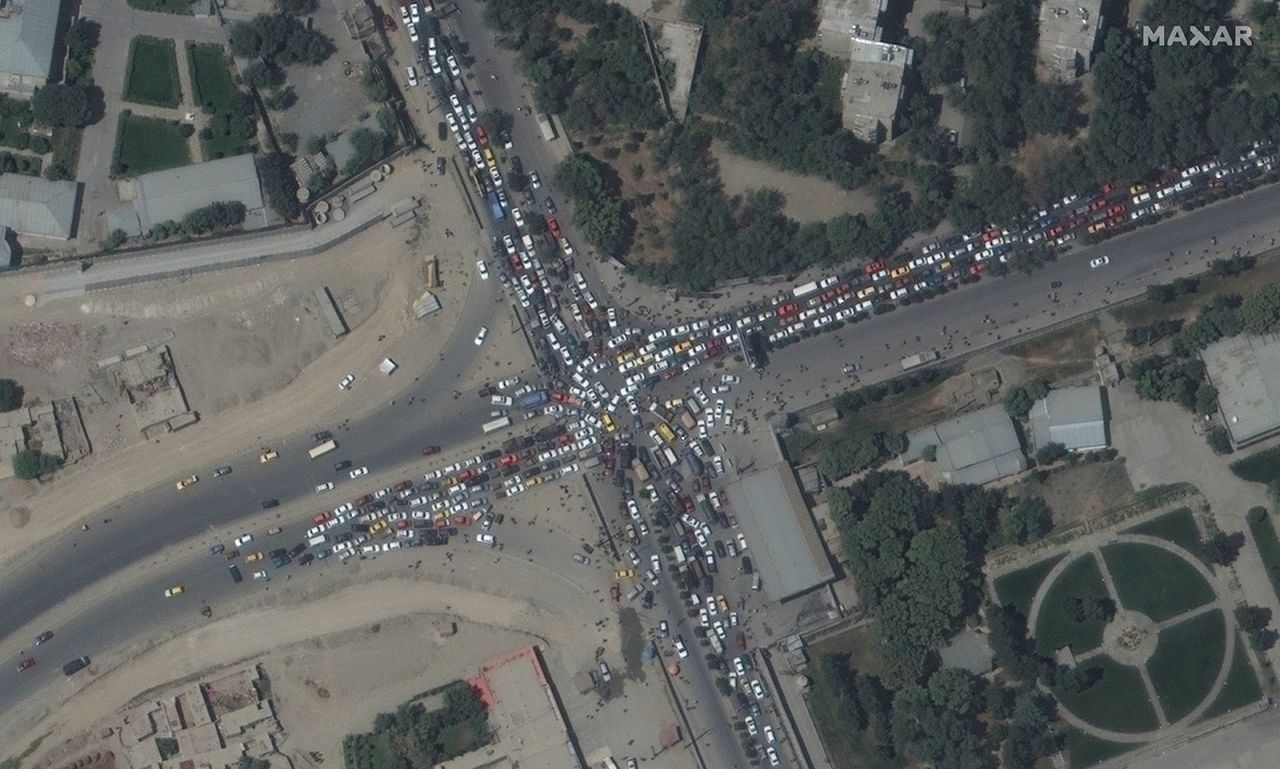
[405,65,418,87]
[745,716,758,736]
[512,208,525,228]
[339,373,355,390]
[766,747,780,766]
[763,725,776,744]
[349,466,369,479]
[234,534,253,547]
[721,374,740,385]
[476,532,496,546]
[447,54,461,78]
[529,171,542,189]
[751,679,767,700]
[1090,255,1110,268]
[674,636,689,658]
[253,570,269,581]
[474,326,489,346]
[476,260,490,280]
[315,481,334,494]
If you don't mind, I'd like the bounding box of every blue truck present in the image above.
[683,449,704,477]
[518,390,549,410]
[486,191,506,222]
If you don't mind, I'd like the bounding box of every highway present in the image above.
[4,5,1280,761]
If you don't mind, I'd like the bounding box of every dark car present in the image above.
[544,196,556,213]
[228,565,244,583]
[333,459,352,472]
[311,431,333,443]
[62,656,90,676]
[422,445,441,455]
[437,121,448,141]
[261,499,279,509]
[436,156,447,175]
[208,544,226,557]
[213,466,232,477]
[17,658,36,672]
[33,631,53,646]
[509,155,523,175]
[298,553,315,566]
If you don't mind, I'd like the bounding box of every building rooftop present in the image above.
[1028,386,1108,452]
[841,40,912,144]
[725,462,835,602]
[816,0,885,56]
[0,175,81,239]
[1037,0,1103,78]
[108,154,271,236]
[0,0,61,85]
[1202,334,1280,448]
[0,226,13,269]
[902,404,1025,485]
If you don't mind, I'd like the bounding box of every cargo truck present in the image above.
[519,390,549,410]
[482,416,512,434]
[901,350,940,370]
[684,449,704,477]
[536,112,557,141]
[308,440,338,459]
[792,280,819,298]
[485,191,507,222]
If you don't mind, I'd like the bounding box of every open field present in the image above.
[123,37,182,108]
[1055,655,1159,733]
[114,113,190,175]
[1102,542,1215,623]
[1123,507,1203,563]
[1034,554,1110,655]
[992,554,1064,617]
[187,43,237,110]
[1016,460,1135,528]
[1110,255,1280,328]
[1002,318,1101,382]
[1146,609,1226,722]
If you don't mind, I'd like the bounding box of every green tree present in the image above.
[242,60,286,90]
[926,668,982,716]
[1235,605,1279,651]
[1004,380,1048,418]
[1207,426,1234,455]
[1239,284,1280,335]
[31,84,95,128]
[0,379,23,411]
[13,449,63,479]
[1202,531,1245,566]
[1004,496,1053,543]
[1034,442,1068,465]
[1020,81,1076,135]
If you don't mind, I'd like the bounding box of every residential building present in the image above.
[840,39,912,144]
[1037,0,1104,78]
[816,0,886,57]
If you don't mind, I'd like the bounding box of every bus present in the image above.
[308,440,338,459]
[482,416,512,434]
[656,422,676,444]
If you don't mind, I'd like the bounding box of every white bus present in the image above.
[308,439,338,459]
[482,416,512,434]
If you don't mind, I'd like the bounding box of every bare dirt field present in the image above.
[0,157,482,564]
[711,140,877,224]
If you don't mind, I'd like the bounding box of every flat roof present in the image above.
[133,154,270,233]
[903,404,1025,485]
[0,0,61,82]
[1202,334,1280,448]
[1028,386,1108,451]
[841,40,912,143]
[725,462,835,601]
[816,0,885,55]
[0,175,81,239]
[440,646,581,769]
[1037,0,1103,77]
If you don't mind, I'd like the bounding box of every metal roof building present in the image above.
[0,174,81,239]
[725,462,835,603]
[1201,334,1280,449]
[0,0,61,95]
[902,405,1025,485]
[1028,386,1108,452]
[107,154,272,236]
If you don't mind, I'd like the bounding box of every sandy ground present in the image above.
[711,140,878,224]
[0,156,483,567]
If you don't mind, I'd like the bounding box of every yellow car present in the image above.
[717,595,730,613]
[857,285,877,300]
[1129,182,1147,195]
[614,568,636,580]
[164,585,185,598]
[1087,222,1107,235]
[259,450,278,464]
[246,551,264,563]
[175,475,198,491]
[370,520,389,535]
[602,413,618,433]
[674,339,693,354]
[890,265,910,279]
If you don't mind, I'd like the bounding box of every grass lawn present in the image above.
[1230,445,1280,483]
[114,113,190,176]
[1247,510,1280,602]
[187,43,237,110]
[1103,542,1216,622]
[1201,635,1263,720]
[1112,255,1280,328]
[782,428,821,463]
[0,113,30,150]
[1146,609,1226,722]
[994,554,1065,617]
[124,36,182,108]
[126,0,193,13]
[808,624,886,679]
[1063,727,1135,769]
[1034,554,1111,655]
[1055,655,1160,733]
[807,654,904,769]
[1125,507,1204,564]
[1017,460,1135,527]
[1002,318,1103,382]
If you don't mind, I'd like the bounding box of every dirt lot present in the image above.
[711,140,878,225]
[0,156,479,564]
[1009,458,1136,527]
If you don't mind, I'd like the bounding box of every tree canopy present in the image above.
[229,14,334,66]
[32,84,96,128]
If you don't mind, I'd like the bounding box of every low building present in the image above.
[816,0,886,57]
[1201,334,1280,449]
[0,0,61,96]
[840,40,913,144]
[807,406,842,432]
[0,225,14,269]
[1037,0,1103,78]
[0,174,82,240]
[902,405,1025,485]
[725,461,836,603]
[1028,386,1108,452]
[107,154,272,237]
